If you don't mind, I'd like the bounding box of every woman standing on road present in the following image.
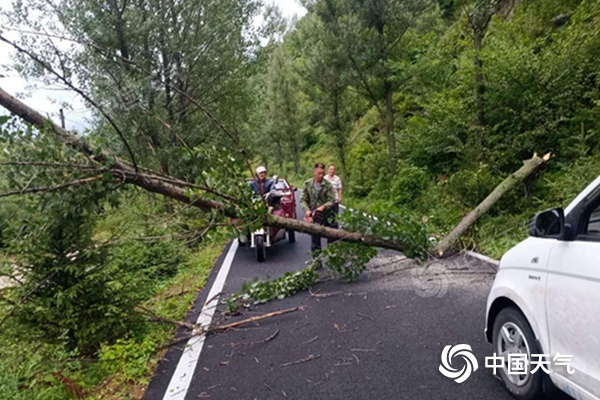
[324,164,342,225]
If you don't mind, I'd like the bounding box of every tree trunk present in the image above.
[293,152,300,175]
[268,215,405,252]
[333,91,347,182]
[161,46,176,135]
[473,31,485,157]
[474,33,485,129]
[109,0,130,62]
[434,153,552,256]
[376,17,396,175]
[384,79,397,175]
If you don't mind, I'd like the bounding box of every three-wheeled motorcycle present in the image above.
[238,177,297,262]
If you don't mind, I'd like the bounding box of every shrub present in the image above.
[108,239,190,283]
[388,161,430,207]
[445,164,500,209]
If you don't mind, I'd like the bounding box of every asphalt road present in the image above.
[144,194,515,400]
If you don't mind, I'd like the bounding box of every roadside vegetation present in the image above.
[0,187,227,399]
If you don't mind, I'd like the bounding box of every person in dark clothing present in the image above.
[250,166,274,196]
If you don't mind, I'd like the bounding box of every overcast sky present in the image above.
[0,0,307,132]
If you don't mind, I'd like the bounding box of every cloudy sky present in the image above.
[0,0,307,131]
[274,0,306,19]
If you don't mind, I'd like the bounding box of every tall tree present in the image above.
[310,0,433,174]
[265,45,303,175]
[461,0,518,160]
[290,14,353,181]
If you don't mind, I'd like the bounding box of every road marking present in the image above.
[163,240,239,400]
[463,250,500,267]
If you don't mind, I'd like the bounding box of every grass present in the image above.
[0,234,228,400]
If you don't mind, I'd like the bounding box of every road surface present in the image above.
[143,194,515,400]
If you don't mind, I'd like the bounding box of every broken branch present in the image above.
[215,307,302,331]
[158,307,302,350]
[280,354,320,368]
[227,329,279,347]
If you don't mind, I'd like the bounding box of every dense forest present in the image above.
[0,0,599,398]
[250,0,600,257]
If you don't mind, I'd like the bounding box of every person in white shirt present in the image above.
[324,164,342,221]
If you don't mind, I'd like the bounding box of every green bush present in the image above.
[0,334,73,400]
[535,158,600,208]
[98,336,157,381]
[445,164,500,209]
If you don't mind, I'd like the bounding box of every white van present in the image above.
[485,175,600,400]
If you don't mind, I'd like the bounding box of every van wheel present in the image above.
[287,230,296,243]
[492,307,544,400]
[255,235,266,262]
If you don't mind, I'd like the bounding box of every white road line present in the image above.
[163,240,239,400]
[463,250,500,267]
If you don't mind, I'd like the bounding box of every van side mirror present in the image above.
[529,208,564,238]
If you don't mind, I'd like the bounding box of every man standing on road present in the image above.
[324,164,342,220]
[301,163,336,267]
[250,166,273,196]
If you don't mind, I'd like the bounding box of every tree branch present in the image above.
[0,161,102,170]
[0,175,104,198]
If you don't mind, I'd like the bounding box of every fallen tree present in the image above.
[0,86,552,257]
[0,86,408,253]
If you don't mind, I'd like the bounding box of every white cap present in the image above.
[256,166,267,174]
